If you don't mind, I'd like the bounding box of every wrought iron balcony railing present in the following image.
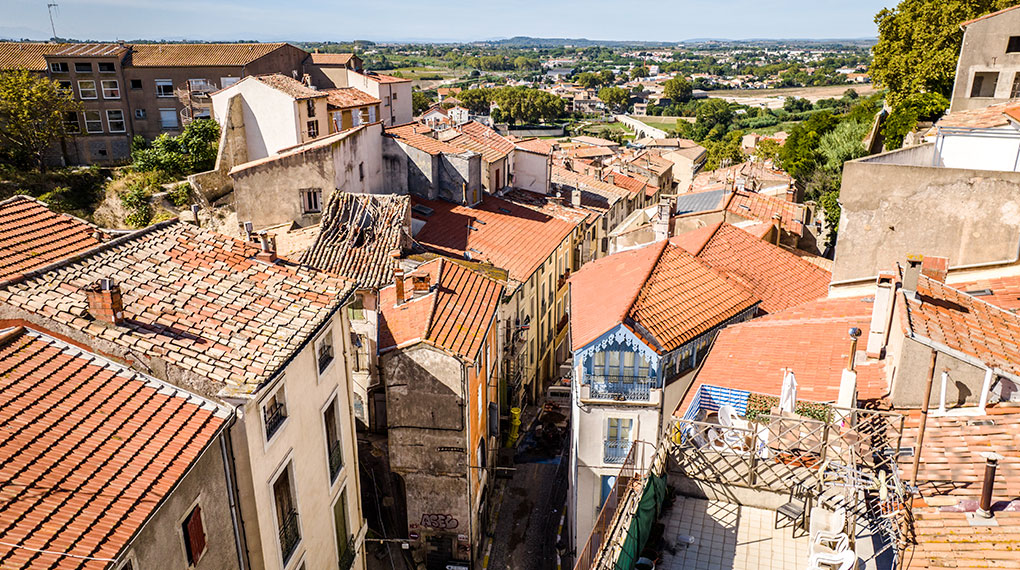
[589,376,653,401]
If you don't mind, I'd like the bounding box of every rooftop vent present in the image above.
[411,204,434,217]
[965,289,993,297]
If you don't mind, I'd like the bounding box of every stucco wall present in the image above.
[121,434,241,570]
[212,78,300,161]
[950,11,1020,112]
[888,335,990,409]
[833,157,1020,283]
[513,149,551,195]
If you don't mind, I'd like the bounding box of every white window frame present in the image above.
[221,76,240,88]
[106,109,126,133]
[268,455,304,568]
[301,187,322,215]
[159,108,179,129]
[78,79,97,100]
[134,108,147,120]
[101,79,120,99]
[176,495,208,567]
[155,79,175,98]
[83,110,103,133]
[50,62,68,73]
[307,119,319,139]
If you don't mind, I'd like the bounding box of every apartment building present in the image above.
[306,52,412,126]
[0,41,307,164]
[0,220,368,570]
[950,5,1020,112]
[377,258,504,570]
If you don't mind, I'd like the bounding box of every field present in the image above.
[708,83,879,102]
[628,115,683,131]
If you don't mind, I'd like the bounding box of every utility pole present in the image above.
[47,2,59,40]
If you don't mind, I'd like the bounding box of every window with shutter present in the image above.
[181,505,206,565]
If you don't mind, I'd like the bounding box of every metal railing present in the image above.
[264,401,287,440]
[574,444,639,570]
[338,535,356,570]
[318,343,335,373]
[589,376,653,401]
[603,439,633,464]
[328,439,344,481]
[278,510,301,563]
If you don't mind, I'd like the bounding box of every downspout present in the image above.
[221,412,250,570]
[462,362,475,566]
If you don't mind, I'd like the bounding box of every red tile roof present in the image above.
[445,122,514,164]
[570,240,759,353]
[0,196,103,282]
[571,135,618,147]
[0,42,73,71]
[567,146,615,159]
[906,507,1020,570]
[675,223,831,314]
[902,274,1020,377]
[309,52,356,65]
[625,150,673,176]
[253,73,325,100]
[324,87,380,109]
[0,221,351,396]
[551,166,631,203]
[385,124,465,155]
[514,138,554,155]
[127,42,291,67]
[411,194,581,285]
[0,326,228,569]
[951,274,1020,311]
[361,71,410,84]
[675,295,888,416]
[605,171,657,197]
[379,258,503,360]
[725,190,805,236]
[961,4,1020,27]
[934,102,1019,129]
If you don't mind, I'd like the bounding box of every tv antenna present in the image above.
[46,2,59,40]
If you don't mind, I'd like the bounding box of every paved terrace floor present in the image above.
[659,497,811,570]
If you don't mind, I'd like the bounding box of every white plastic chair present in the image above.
[808,549,857,570]
[810,530,849,556]
[709,405,750,454]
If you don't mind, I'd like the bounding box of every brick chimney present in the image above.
[394,267,406,304]
[256,231,277,263]
[921,256,948,283]
[85,278,125,325]
[786,184,797,203]
[412,274,431,297]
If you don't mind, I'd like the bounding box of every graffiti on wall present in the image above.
[417,513,459,530]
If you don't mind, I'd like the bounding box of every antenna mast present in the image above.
[47,2,59,40]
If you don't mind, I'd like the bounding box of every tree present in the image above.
[458,88,493,114]
[412,90,433,115]
[0,70,82,170]
[871,0,1012,106]
[694,99,733,135]
[514,56,540,71]
[703,130,746,170]
[599,70,616,85]
[818,119,870,171]
[575,72,602,89]
[881,91,950,149]
[753,138,782,164]
[491,87,564,124]
[662,77,693,104]
[630,66,650,79]
[598,87,629,111]
[778,110,838,182]
[783,97,812,113]
[131,118,220,178]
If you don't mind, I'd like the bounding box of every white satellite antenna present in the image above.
[46,2,59,40]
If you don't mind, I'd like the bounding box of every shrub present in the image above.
[168,182,191,207]
[131,118,219,179]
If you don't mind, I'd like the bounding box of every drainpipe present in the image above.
[911,349,939,488]
[220,411,250,570]
[977,452,1004,518]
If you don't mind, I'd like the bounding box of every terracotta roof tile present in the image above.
[379,258,502,360]
[0,196,103,281]
[551,166,630,204]
[726,190,805,236]
[676,223,831,314]
[571,135,618,147]
[411,194,581,285]
[444,121,515,164]
[309,52,356,65]
[324,87,380,109]
[0,221,350,396]
[253,73,326,100]
[0,326,228,569]
[300,193,410,289]
[361,71,410,84]
[675,295,888,416]
[906,507,1020,570]
[570,240,759,353]
[0,42,73,71]
[935,102,1020,129]
[566,146,615,159]
[903,274,1020,377]
[951,274,1020,311]
[127,42,291,67]
[385,125,466,156]
[961,4,1020,27]
[514,137,555,155]
[604,171,656,197]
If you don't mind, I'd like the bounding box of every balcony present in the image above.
[278,510,301,563]
[328,439,343,482]
[338,535,356,570]
[588,376,653,402]
[603,438,632,464]
[264,401,287,440]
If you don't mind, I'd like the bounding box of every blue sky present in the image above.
[3,0,895,43]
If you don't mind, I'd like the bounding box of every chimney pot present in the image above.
[903,255,923,293]
[977,451,1004,518]
[190,204,201,226]
[394,267,406,304]
[85,278,125,325]
[255,231,277,263]
[412,274,431,296]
